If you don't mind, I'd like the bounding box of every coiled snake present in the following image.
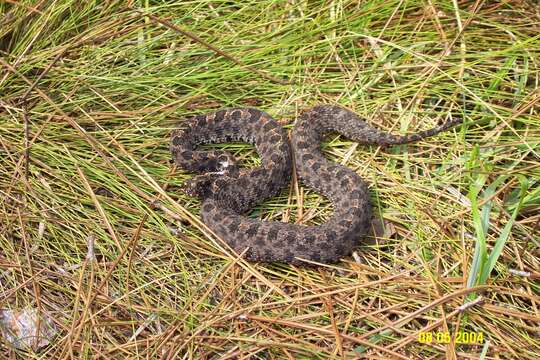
[171,105,460,264]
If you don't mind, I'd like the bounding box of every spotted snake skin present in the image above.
[171,105,460,264]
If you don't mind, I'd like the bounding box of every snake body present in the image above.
[171,105,460,264]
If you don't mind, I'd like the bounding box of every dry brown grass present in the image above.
[1,0,538,358]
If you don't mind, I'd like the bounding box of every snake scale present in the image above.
[171,105,460,264]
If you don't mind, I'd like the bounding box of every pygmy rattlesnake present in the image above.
[171,105,460,264]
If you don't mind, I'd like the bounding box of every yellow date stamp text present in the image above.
[418,331,484,344]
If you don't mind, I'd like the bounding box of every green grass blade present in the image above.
[479,175,528,284]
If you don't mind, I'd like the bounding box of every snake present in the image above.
[171,105,460,264]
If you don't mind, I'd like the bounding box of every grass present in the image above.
[0,0,538,358]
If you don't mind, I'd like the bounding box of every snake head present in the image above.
[181,175,214,198]
[181,173,236,200]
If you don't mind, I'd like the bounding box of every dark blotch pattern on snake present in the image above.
[171,105,461,264]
